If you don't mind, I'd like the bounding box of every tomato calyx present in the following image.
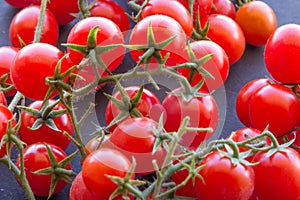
[191,11,210,41]
[128,0,150,22]
[32,144,77,199]
[0,73,15,94]
[237,0,254,7]
[152,114,172,154]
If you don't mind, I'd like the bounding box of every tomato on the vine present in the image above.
[210,0,235,19]
[70,172,98,200]
[11,43,74,100]
[9,5,59,48]
[235,1,277,46]
[19,100,74,150]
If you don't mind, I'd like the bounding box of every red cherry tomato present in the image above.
[141,0,193,37]
[176,40,229,92]
[203,14,245,65]
[19,100,74,150]
[162,89,219,150]
[105,86,160,132]
[9,5,59,48]
[252,148,300,200]
[82,148,134,199]
[11,43,74,100]
[235,78,271,127]
[178,0,213,20]
[249,84,300,137]
[4,0,32,8]
[264,24,300,84]
[84,134,111,156]
[0,46,18,97]
[210,0,236,19]
[235,1,277,46]
[15,143,71,197]
[0,104,16,157]
[90,0,130,35]
[195,151,255,200]
[70,172,98,200]
[32,0,79,25]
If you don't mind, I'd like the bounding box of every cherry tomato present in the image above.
[90,0,130,35]
[235,78,271,127]
[210,0,236,19]
[252,147,300,200]
[0,104,16,158]
[84,134,111,156]
[129,15,187,68]
[176,40,229,92]
[106,117,167,174]
[264,24,300,84]
[4,0,32,8]
[70,172,98,200]
[15,143,71,197]
[178,0,213,20]
[32,0,79,25]
[162,88,218,150]
[0,46,18,97]
[249,84,300,137]
[141,0,193,37]
[203,14,245,65]
[0,91,6,106]
[105,86,160,132]
[11,43,74,100]
[235,1,277,46]
[19,100,74,150]
[195,151,255,200]
[82,148,134,199]
[9,5,59,48]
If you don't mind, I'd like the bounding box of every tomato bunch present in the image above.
[0,0,300,200]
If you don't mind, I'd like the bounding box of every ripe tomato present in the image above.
[235,1,277,46]
[90,0,130,35]
[162,89,218,150]
[129,15,187,68]
[15,143,71,197]
[264,24,300,84]
[195,151,255,200]
[210,0,236,19]
[11,43,74,100]
[4,0,32,8]
[106,117,167,174]
[203,14,245,65]
[9,5,59,48]
[0,46,18,97]
[235,78,271,127]
[70,172,98,200]
[0,104,16,158]
[178,0,213,20]
[84,134,111,156]
[19,100,74,150]
[82,148,134,199]
[249,84,300,137]
[141,0,193,37]
[32,0,79,25]
[252,147,300,200]
[0,91,7,106]
[176,40,229,92]
[105,86,160,132]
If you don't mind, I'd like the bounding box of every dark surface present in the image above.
[0,0,299,199]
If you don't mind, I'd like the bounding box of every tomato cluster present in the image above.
[0,0,300,200]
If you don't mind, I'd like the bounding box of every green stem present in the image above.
[33,0,48,43]
[8,92,24,111]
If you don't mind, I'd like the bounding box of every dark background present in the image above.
[0,0,299,199]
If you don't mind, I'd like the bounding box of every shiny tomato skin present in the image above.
[210,0,236,19]
[105,86,160,132]
[162,89,218,150]
[33,0,79,25]
[11,43,73,100]
[252,148,300,200]
[90,0,130,35]
[15,143,71,197]
[249,84,300,137]
[0,105,16,158]
[84,134,111,156]
[235,1,277,46]
[204,14,245,65]
[0,46,18,97]
[70,172,99,200]
[176,40,229,92]
[107,117,167,174]
[235,78,272,127]
[195,151,255,200]
[264,24,300,84]
[82,148,134,199]
[19,100,74,150]
[9,5,59,48]
[4,0,32,8]
[0,91,6,106]
[129,15,187,68]
[141,0,193,37]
